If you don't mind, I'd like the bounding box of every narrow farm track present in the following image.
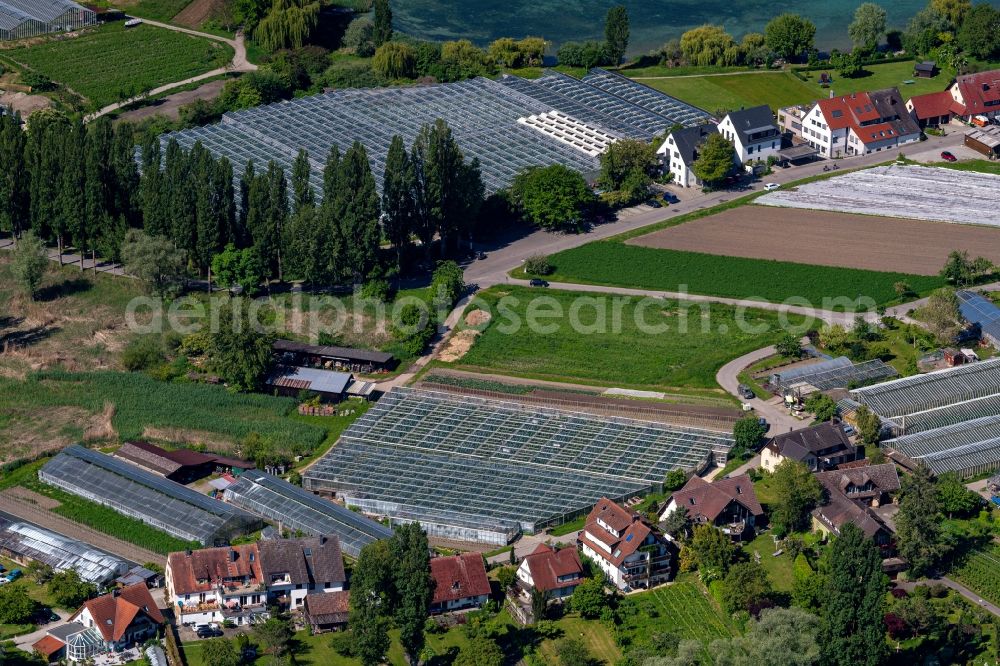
[85,20,255,121]
[0,491,161,565]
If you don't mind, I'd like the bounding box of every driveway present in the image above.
[13,609,71,652]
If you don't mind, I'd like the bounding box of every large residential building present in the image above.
[36,583,164,662]
[761,422,859,472]
[257,535,346,610]
[717,105,782,165]
[906,69,1000,127]
[658,124,718,188]
[578,498,672,591]
[165,536,346,626]
[166,544,266,627]
[811,463,900,550]
[662,474,764,541]
[429,553,492,613]
[516,544,584,599]
[785,88,920,158]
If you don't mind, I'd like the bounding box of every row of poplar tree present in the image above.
[0,110,485,286]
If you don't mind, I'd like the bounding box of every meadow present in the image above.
[535,242,944,308]
[4,23,231,108]
[449,286,806,390]
[0,371,326,453]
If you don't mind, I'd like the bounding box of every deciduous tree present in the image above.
[764,13,816,60]
[382,135,415,271]
[200,638,241,666]
[896,463,948,576]
[957,5,1000,61]
[691,133,735,186]
[349,540,393,666]
[372,0,393,46]
[710,606,821,665]
[690,524,737,574]
[0,586,35,624]
[373,41,417,79]
[604,5,630,65]
[207,298,275,392]
[511,164,594,232]
[937,471,981,518]
[849,3,888,55]
[721,560,772,614]
[10,230,48,299]
[570,578,608,619]
[680,24,738,66]
[121,229,187,296]
[390,522,434,664]
[769,459,822,536]
[48,569,96,608]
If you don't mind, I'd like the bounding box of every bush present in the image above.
[21,71,55,91]
[329,630,356,656]
[322,60,385,88]
[122,336,166,372]
[523,255,554,276]
[359,279,392,302]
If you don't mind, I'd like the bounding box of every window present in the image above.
[689,497,696,505]
[748,146,754,154]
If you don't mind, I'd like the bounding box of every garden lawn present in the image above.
[451,286,807,391]
[636,72,816,112]
[4,23,231,108]
[939,159,1000,176]
[0,556,63,610]
[540,242,944,308]
[741,532,794,592]
[0,371,325,453]
[797,60,952,102]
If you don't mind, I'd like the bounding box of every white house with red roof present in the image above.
[515,543,583,599]
[794,88,920,158]
[907,69,1000,127]
[578,498,672,591]
[429,552,492,613]
[39,583,165,662]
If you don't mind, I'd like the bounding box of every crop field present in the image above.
[0,371,325,454]
[954,545,1000,605]
[758,165,1000,228]
[630,205,1000,275]
[637,71,815,112]
[450,286,805,390]
[539,242,944,308]
[4,23,230,108]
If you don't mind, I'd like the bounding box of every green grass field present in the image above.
[637,72,816,112]
[0,371,325,453]
[940,159,1000,176]
[119,0,194,21]
[535,242,944,309]
[741,533,794,592]
[633,61,954,113]
[449,286,805,390]
[5,23,231,108]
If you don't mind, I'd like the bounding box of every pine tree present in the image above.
[291,149,314,215]
[372,0,393,46]
[819,523,888,666]
[334,142,381,283]
[382,135,414,272]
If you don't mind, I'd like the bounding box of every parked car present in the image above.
[476,251,487,260]
[842,424,856,436]
[940,151,957,162]
[528,278,549,287]
[662,192,680,204]
[6,569,22,581]
[737,384,755,400]
[647,199,662,208]
[763,183,780,191]
[758,417,769,431]
[195,625,219,639]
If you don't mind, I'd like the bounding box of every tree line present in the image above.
[0,109,484,295]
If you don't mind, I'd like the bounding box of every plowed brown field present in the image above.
[629,205,1000,275]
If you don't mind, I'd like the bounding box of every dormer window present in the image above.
[689,497,696,505]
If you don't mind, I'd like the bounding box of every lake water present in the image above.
[392,0,1000,56]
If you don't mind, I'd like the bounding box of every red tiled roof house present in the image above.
[166,544,266,627]
[661,474,764,541]
[429,553,492,613]
[578,498,672,591]
[58,583,164,661]
[906,69,1000,127]
[811,463,901,552]
[516,544,583,599]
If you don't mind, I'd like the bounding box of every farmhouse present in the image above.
[265,365,375,401]
[811,463,900,549]
[516,544,584,599]
[303,591,350,633]
[429,553,491,613]
[166,543,267,627]
[257,535,346,610]
[761,422,859,472]
[790,88,920,158]
[657,123,718,188]
[273,339,396,374]
[661,474,764,541]
[578,498,672,591]
[40,583,165,662]
[716,105,781,165]
[114,440,253,483]
[906,70,1000,127]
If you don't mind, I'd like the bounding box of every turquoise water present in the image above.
[392,0,1000,55]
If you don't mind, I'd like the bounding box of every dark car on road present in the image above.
[737,384,755,400]
[662,192,680,204]
[529,278,549,287]
[647,199,662,208]
[941,151,957,162]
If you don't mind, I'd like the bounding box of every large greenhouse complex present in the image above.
[850,359,1000,476]
[224,470,393,558]
[39,445,263,545]
[0,518,127,586]
[0,0,96,41]
[162,68,711,196]
[302,387,734,544]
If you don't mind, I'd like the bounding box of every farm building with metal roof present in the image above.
[884,414,1000,477]
[0,518,127,585]
[0,0,95,41]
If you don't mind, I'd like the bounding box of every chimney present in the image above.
[319,535,326,545]
[185,549,192,557]
[112,588,120,598]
